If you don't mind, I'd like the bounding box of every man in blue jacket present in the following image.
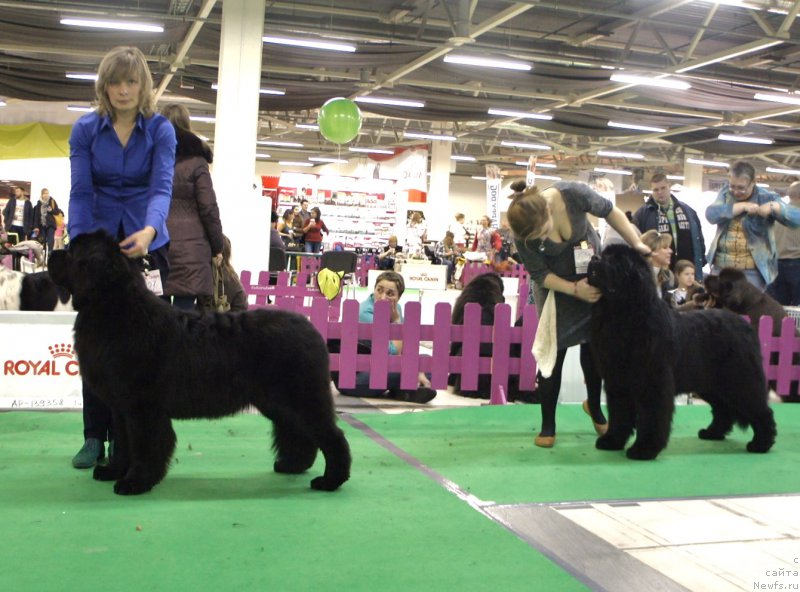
[633,172,706,279]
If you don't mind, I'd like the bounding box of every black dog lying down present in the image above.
[49,231,350,495]
[587,244,776,460]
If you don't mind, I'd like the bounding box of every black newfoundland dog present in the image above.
[49,231,350,495]
[587,244,776,460]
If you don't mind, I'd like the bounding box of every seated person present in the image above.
[335,271,436,403]
[434,231,457,284]
[376,235,401,270]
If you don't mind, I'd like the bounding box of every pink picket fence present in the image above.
[240,269,800,400]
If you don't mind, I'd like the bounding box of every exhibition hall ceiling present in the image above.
[2,0,800,183]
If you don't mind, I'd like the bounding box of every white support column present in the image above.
[683,156,704,193]
[211,0,267,274]
[427,139,452,239]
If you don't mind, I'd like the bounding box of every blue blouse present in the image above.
[68,111,176,250]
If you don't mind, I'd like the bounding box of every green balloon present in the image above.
[318,98,362,144]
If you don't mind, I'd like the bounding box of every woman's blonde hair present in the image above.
[506,180,549,244]
[641,230,673,284]
[95,46,155,119]
[160,103,192,132]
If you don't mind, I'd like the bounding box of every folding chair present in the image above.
[319,250,358,299]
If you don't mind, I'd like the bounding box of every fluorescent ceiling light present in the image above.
[609,74,691,90]
[257,140,304,147]
[515,160,557,168]
[60,17,163,33]
[211,83,285,95]
[190,115,216,124]
[262,35,355,52]
[256,153,271,159]
[766,167,800,175]
[642,190,653,194]
[597,150,645,159]
[354,96,425,108]
[675,40,782,73]
[66,72,98,81]
[444,54,532,71]
[471,176,487,180]
[594,167,633,175]
[348,147,395,154]
[501,140,551,150]
[67,105,94,112]
[666,174,685,180]
[756,183,770,188]
[295,123,320,130]
[0,100,6,107]
[686,158,729,168]
[718,133,773,145]
[279,161,314,167]
[532,174,562,181]
[487,108,552,120]
[309,157,348,163]
[451,155,476,162]
[404,131,457,141]
[754,92,800,106]
[608,120,667,133]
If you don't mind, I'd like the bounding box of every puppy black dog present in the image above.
[703,268,789,336]
[587,244,776,460]
[448,273,504,398]
[48,231,350,495]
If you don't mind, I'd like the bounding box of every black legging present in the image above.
[536,343,603,437]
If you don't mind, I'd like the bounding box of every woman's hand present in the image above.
[212,253,223,267]
[417,373,431,389]
[573,278,602,303]
[632,241,653,257]
[120,226,156,258]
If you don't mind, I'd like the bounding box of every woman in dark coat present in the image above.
[160,103,225,310]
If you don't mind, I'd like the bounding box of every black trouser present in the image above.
[81,240,170,442]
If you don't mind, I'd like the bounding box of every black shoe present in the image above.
[72,438,104,469]
[392,387,437,404]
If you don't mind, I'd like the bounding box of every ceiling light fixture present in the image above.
[471,176,487,180]
[766,166,800,175]
[262,35,355,52]
[278,161,314,167]
[674,40,782,73]
[609,74,691,90]
[295,123,320,131]
[594,167,633,175]
[211,83,285,95]
[597,150,645,159]
[67,105,94,112]
[66,72,98,81]
[404,131,457,141]
[531,174,562,181]
[754,92,800,106]
[354,96,425,108]
[756,183,770,188]
[444,54,532,71]
[487,108,552,120]
[451,155,477,162]
[348,147,395,155]
[190,115,216,124]
[60,17,163,33]
[0,100,6,107]
[608,120,667,133]
[500,140,551,150]
[718,133,774,145]
[515,161,557,169]
[686,158,730,168]
[666,174,685,180]
[309,157,348,163]
[257,140,304,147]
[255,153,271,159]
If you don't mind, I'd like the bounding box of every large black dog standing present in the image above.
[587,244,776,460]
[49,231,351,495]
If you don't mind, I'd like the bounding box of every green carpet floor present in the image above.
[0,410,584,592]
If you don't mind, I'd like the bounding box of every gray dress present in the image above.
[514,181,614,349]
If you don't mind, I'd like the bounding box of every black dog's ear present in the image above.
[47,249,71,287]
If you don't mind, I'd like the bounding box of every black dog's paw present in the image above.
[310,476,343,492]
[93,464,124,481]
[274,459,310,474]
[113,478,154,496]
[595,433,626,451]
[625,442,660,460]
[698,427,726,441]
[746,440,773,453]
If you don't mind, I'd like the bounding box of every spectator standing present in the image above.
[471,215,502,263]
[449,212,467,248]
[706,160,800,290]
[302,206,328,253]
[32,188,61,257]
[632,172,706,278]
[292,198,311,249]
[68,46,177,469]
[3,186,33,240]
[767,181,800,305]
[160,103,224,312]
[405,211,427,257]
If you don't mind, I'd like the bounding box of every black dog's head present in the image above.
[48,230,140,310]
[452,272,505,324]
[587,243,656,304]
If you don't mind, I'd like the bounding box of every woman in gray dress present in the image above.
[507,180,650,448]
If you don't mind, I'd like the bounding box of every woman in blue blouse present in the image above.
[69,46,177,469]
